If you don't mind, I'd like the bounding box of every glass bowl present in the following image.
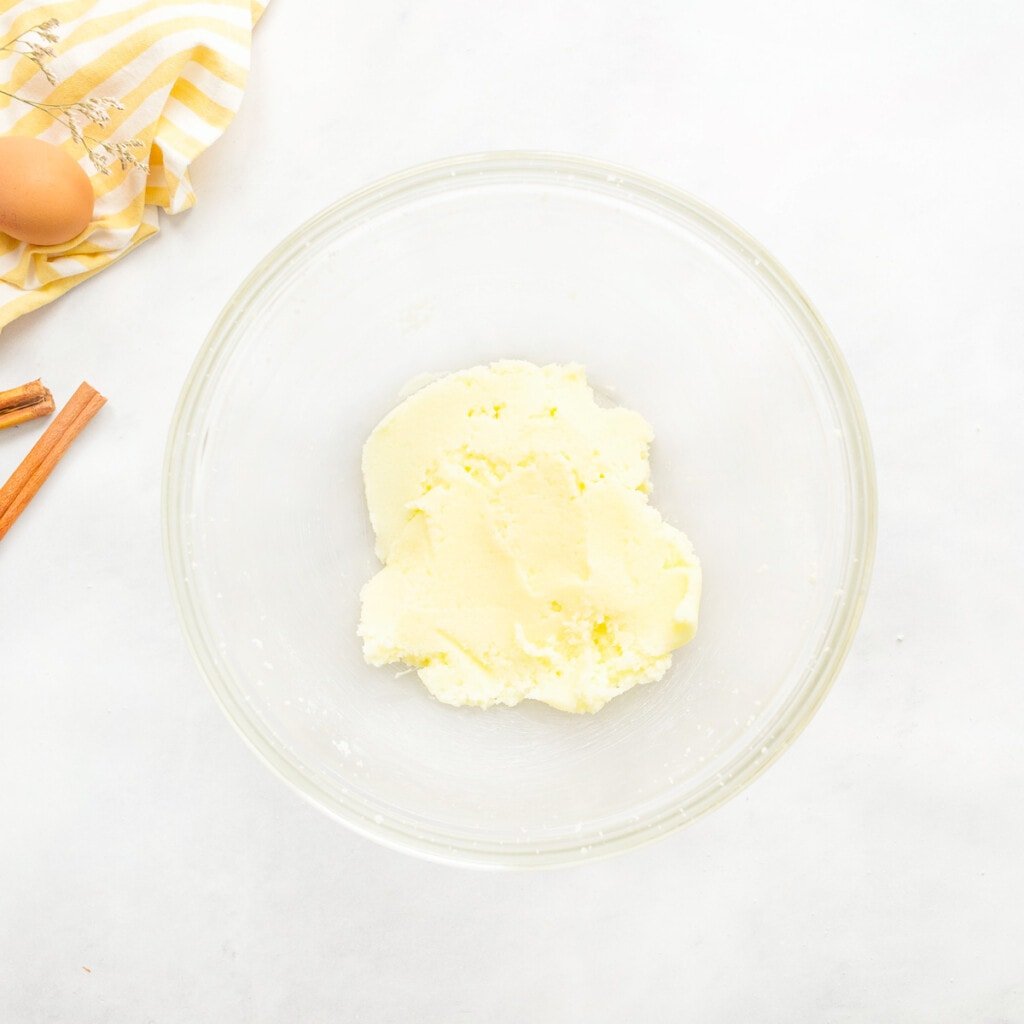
[163,153,876,868]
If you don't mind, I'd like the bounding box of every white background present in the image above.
[2,2,1023,1021]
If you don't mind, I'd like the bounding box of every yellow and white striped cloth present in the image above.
[0,0,265,331]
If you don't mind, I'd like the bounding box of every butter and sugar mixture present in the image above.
[359,361,701,713]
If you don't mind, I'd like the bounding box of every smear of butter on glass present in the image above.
[358,361,701,713]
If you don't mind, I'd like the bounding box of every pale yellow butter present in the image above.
[358,361,701,713]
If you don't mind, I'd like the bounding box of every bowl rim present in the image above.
[162,150,878,869]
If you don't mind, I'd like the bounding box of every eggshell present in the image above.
[0,136,94,245]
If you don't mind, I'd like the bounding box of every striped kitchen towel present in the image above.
[0,0,265,331]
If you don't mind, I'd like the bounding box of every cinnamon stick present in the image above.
[0,381,106,543]
[0,378,55,430]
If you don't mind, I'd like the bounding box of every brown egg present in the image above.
[0,136,94,245]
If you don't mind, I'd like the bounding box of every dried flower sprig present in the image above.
[0,18,60,85]
[90,137,148,174]
[58,95,148,173]
[0,19,147,174]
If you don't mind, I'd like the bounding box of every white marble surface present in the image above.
[2,2,1022,1020]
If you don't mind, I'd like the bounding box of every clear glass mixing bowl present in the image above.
[163,153,876,867]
